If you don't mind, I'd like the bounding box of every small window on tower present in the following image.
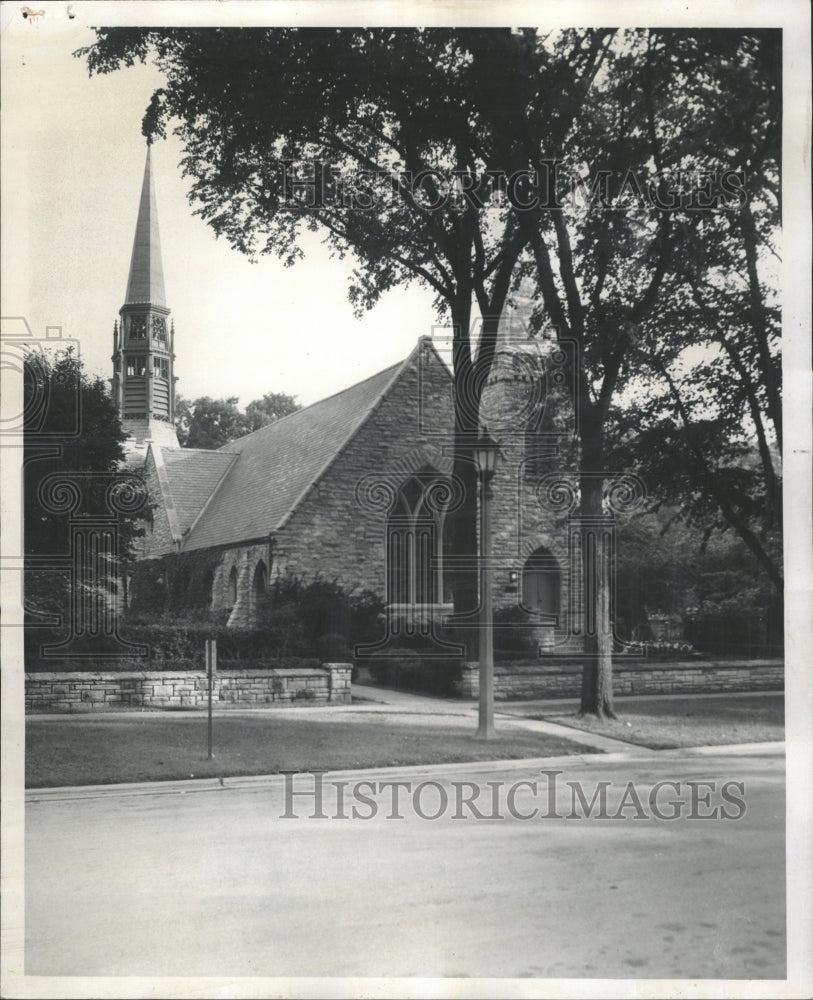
[152,316,167,345]
[127,355,147,377]
[128,316,147,340]
[153,357,169,380]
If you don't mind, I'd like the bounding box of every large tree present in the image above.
[23,349,149,626]
[78,27,610,637]
[79,28,781,715]
[478,28,781,714]
[181,395,247,449]
[611,29,781,595]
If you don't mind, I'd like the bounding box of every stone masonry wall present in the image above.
[158,342,458,631]
[272,339,456,599]
[479,342,580,650]
[456,660,784,700]
[211,541,272,627]
[26,664,352,712]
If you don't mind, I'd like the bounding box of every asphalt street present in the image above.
[25,746,785,980]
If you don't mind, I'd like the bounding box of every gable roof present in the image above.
[179,344,433,552]
[151,447,237,543]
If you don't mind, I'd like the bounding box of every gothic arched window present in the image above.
[253,561,267,600]
[227,566,238,608]
[387,467,451,612]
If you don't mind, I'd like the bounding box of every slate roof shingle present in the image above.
[176,352,412,551]
[157,448,237,538]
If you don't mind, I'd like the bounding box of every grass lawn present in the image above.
[534,693,784,750]
[26,713,587,788]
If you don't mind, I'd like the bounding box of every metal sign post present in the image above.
[205,639,216,759]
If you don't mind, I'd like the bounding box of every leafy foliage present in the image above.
[244,392,300,432]
[23,349,150,623]
[125,563,385,665]
[613,508,781,654]
[181,395,247,449]
[491,605,540,660]
[174,390,300,448]
[256,572,385,663]
[365,654,462,696]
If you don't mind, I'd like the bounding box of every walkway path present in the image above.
[354,684,667,754]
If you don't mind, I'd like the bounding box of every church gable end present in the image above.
[273,339,454,596]
[137,446,178,558]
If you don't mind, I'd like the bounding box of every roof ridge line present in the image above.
[148,443,183,544]
[169,446,234,456]
[274,342,422,533]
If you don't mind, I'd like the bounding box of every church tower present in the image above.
[112,143,180,453]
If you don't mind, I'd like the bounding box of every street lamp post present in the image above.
[473,428,500,740]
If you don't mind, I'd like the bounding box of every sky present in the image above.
[1,5,440,409]
[1,0,809,427]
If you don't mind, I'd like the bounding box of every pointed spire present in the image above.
[124,144,167,308]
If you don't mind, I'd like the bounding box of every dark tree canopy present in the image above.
[79,27,782,715]
[175,390,300,448]
[180,395,246,449]
[23,349,149,620]
[244,392,300,432]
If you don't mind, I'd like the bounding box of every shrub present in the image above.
[684,606,783,658]
[24,573,385,672]
[257,572,385,661]
[217,657,320,671]
[316,632,354,661]
[492,605,538,660]
[366,650,462,696]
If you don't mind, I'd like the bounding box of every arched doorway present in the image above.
[521,546,561,622]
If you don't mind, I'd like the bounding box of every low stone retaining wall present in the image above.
[456,659,784,700]
[25,664,352,712]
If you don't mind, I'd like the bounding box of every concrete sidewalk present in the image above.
[351,684,786,755]
[353,684,647,753]
[28,682,635,755]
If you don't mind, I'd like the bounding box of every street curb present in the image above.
[25,741,785,803]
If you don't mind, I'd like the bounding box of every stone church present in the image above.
[118,147,586,652]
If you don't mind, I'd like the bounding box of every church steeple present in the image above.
[124,142,167,309]
[113,143,179,453]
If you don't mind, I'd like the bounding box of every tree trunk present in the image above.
[578,419,615,719]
